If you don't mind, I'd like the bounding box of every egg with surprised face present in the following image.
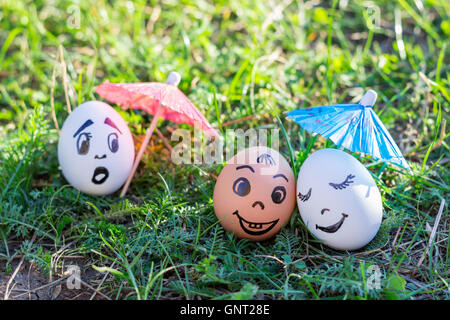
[213,146,296,241]
[297,148,382,251]
[58,101,134,196]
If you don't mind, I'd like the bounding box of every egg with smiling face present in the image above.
[58,101,135,196]
[297,148,383,251]
[213,146,296,241]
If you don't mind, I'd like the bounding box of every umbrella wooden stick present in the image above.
[120,72,181,197]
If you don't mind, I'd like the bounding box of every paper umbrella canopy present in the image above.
[95,72,220,196]
[287,90,410,170]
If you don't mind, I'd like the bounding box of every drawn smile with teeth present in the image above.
[232,210,279,236]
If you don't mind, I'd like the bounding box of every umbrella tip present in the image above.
[167,72,181,86]
[359,89,377,107]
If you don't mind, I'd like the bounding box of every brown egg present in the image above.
[213,146,296,241]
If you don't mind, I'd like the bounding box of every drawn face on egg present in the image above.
[213,146,296,241]
[297,148,383,251]
[58,101,135,196]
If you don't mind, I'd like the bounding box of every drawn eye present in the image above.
[298,188,311,202]
[271,186,286,204]
[76,132,91,155]
[233,177,251,197]
[329,174,355,190]
[108,133,119,153]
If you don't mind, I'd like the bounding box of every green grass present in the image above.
[0,0,449,300]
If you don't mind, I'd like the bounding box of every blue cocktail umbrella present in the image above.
[287,90,410,170]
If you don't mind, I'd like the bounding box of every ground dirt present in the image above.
[0,255,110,300]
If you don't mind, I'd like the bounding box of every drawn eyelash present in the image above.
[329,174,355,190]
[298,188,311,202]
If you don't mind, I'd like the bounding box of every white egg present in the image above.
[58,101,135,196]
[297,148,382,250]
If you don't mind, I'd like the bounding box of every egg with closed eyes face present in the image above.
[213,146,296,241]
[58,101,134,196]
[297,148,382,250]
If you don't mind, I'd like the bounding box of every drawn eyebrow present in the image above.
[273,174,288,182]
[236,165,254,173]
[73,119,94,138]
[104,117,122,134]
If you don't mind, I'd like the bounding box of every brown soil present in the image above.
[0,258,111,300]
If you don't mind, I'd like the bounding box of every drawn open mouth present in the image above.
[316,213,348,233]
[92,166,109,185]
[232,210,279,236]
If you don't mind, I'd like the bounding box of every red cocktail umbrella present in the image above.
[95,72,220,196]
